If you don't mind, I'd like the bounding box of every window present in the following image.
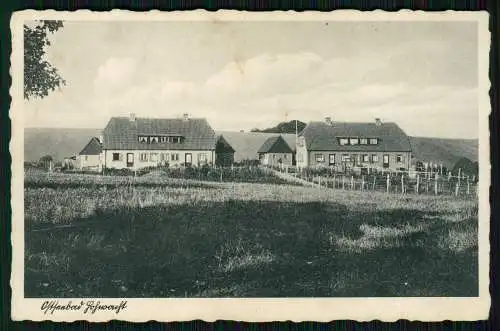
[85,155,88,161]
[112,153,121,161]
[362,154,369,163]
[350,138,359,145]
[150,136,158,144]
[171,153,179,161]
[339,138,349,146]
[315,154,325,163]
[383,155,389,164]
[329,154,335,165]
[352,154,359,165]
[297,153,303,162]
[371,154,378,163]
[138,136,147,143]
[150,153,158,162]
[396,154,404,163]
[172,137,180,143]
[369,138,378,145]
[139,153,148,162]
[283,154,288,159]
[198,153,207,163]
[341,154,350,162]
[360,138,368,145]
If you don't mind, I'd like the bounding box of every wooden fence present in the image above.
[268,165,478,197]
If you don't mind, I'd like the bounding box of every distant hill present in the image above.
[24,127,478,168]
[24,127,102,162]
[409,137,478,168]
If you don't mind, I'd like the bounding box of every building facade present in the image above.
[296,118,412,172]
[102,114,234,170]
[77,137,103,172]
[257,135,294,166]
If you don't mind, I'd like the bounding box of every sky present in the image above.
[23,20,479,139]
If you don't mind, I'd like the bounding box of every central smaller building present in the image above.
[258,135,294,166]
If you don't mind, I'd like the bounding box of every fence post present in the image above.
[361,175,365,191]
[342,175,345,190]
[351,175,354,190]
[416,173,420,194]
[372,175,376,190]
[333,174,336,189]
[401,173,404,194]
[455,181,459,196]
[386,173,390,193]
[319,176,322,188]
[434,173,439,195]
[467,175,470,195]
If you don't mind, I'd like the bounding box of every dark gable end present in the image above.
[102,117,218,150]
[79,137,102,155]
[215,135,236,153]
[258,135,294,154]
[300,121,412,152]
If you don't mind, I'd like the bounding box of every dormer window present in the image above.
[369,138,378,145]
[360,138,368,145]
[138,135,183,144]
[349,138,359,145]
[339,138,349,146]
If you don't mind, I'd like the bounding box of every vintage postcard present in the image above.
[10,10,490,322]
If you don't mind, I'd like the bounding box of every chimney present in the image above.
[183,113,189,121]
[129,113,136,122]
[375,118,382,126]
[98,135,104,144]
[325,116,333,126]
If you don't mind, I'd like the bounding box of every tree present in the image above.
[251,120,307,134]
[39,155,53,163]
[24,20,65,100]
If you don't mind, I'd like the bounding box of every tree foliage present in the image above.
[24,20,65,100]
[39,155,53,163]
[250,120,307,134]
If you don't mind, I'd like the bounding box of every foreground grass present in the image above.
[25,174,478,297]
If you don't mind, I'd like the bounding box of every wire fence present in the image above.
[266,164,478,197]
[24,164,479,197]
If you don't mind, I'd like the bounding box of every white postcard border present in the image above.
[10,9,491,322]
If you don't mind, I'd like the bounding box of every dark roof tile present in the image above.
[79,137,102,155]
[103,117,217,150]
[258,135,294,153]
[300,121,412,152]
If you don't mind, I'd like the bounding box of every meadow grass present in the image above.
[24,173,478,297]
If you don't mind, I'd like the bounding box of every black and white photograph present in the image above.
[10,10,490,321]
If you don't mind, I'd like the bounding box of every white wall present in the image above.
[103,149,215,170]
[260,153,293,166]
[77,154,102,171]
[295,137,308,168]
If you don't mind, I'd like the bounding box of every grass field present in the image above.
[24,172,478,297]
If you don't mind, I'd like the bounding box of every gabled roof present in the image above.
[300,121,412,152]
[103,117,217,150]
[215,135,236,153]
[258,135,294,154]
[79,137,102,155]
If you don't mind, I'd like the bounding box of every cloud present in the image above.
[94,57,138,91]
[82,50,477,138]
[204,52,324,97]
